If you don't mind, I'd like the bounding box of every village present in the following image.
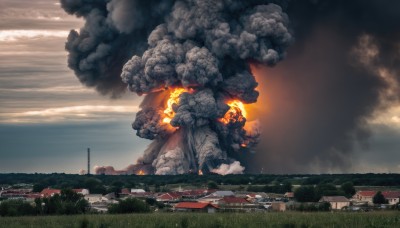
[1,184,400,214]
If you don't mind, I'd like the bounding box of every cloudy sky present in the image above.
[0,0,399,174]
[0,0,148,173]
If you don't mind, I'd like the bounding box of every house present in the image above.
[284,192,294,199]
[156,192,182,202]
[271,202,286,212]
[25,193,41,202]
[198,190,235,203]
[382,191,400,205]
[131,189,146,193]
[174,202,218,213]
[40,188,61,198]
[353,191,376,204]
[211,191,235,197]
[320,196,350,210]
[245,193,268,203]
[84,194,104,204]
[181,189,212,199]
[72,189,90,195]
[120,188,131,195]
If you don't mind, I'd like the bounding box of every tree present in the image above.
[341,182,356,198]
[207,181,218,189]
[373,191,388,204]
[294,186,317,202]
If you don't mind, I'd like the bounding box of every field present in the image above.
[1,212,400,228]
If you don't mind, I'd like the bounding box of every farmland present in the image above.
[1,212,400,228]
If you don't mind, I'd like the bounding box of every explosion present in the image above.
[220,100,247,124]
[163,88,190,124]
[61,0,293,175]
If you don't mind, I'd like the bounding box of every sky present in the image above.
[0,0,399,174]
[0,0,148,173]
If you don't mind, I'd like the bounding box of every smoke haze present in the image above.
[60,0,400,174]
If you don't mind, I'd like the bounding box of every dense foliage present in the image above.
[108,198,151,214]
[0,189,88,216]
[294,183,353,202]
[373,191,388,204]
[1,173,400,191]
[1,212,400,228]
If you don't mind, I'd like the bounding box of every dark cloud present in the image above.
[246,0,400,173]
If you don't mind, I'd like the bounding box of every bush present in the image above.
[108,198,151,214]
[294,186,317,202]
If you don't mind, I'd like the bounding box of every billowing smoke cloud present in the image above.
[61,0,292,175]
[211,161,245,175]
[61,0,175,97]
[94,164,153,175]
[61,0,400,174]
[245,0,400,173]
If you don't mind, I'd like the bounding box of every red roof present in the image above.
[40,188,61,197]
[121,188,130,194]
[219,196,249,204]
[157,192,182,200]
[383,191,400,199]
[356,191,376,197]
[26,193,41,199]
[182,189,208,196]
[175,202,218,209]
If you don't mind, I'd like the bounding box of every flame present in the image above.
[163,88,188,124]
[220,100,247,124]
[240,143,247,148]
[198,170,203,175]
[138,170,145,175]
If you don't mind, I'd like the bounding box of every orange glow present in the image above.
[138,170,145,175]
[162,88,188,124]
[220,100,247,124]
[198,170,203,175]
[240,143,247,148]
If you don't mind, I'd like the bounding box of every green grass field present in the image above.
[1,212,400,228]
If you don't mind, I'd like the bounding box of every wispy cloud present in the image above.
[0,105,139,123]
[0,30,70,42]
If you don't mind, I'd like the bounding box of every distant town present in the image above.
[0,173,399,216]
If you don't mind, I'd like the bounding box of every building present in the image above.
[271,202,286,212]
[174,202,218,213]
[131,189,146,193]
[382,191,400,205]
[198,190,235,204]
[156,192,182,202]
[284,192,294,199]
[72,189,90,195]
[181,189,213,199]
[84,194,104,204]
[353,191,376,204]
[320,196,350,210]
[353,191,400,205]
[40,188,61,198]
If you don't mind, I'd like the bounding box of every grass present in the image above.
[0,212,399,228]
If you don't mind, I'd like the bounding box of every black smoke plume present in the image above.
[246,0,400,173]
[61,0,400,174]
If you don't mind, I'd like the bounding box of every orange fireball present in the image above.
[163,88,187,124]
[220,100,247,124]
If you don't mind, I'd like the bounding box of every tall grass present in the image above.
[0,212,399,228]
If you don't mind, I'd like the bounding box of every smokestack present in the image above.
[87,148,90,175]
